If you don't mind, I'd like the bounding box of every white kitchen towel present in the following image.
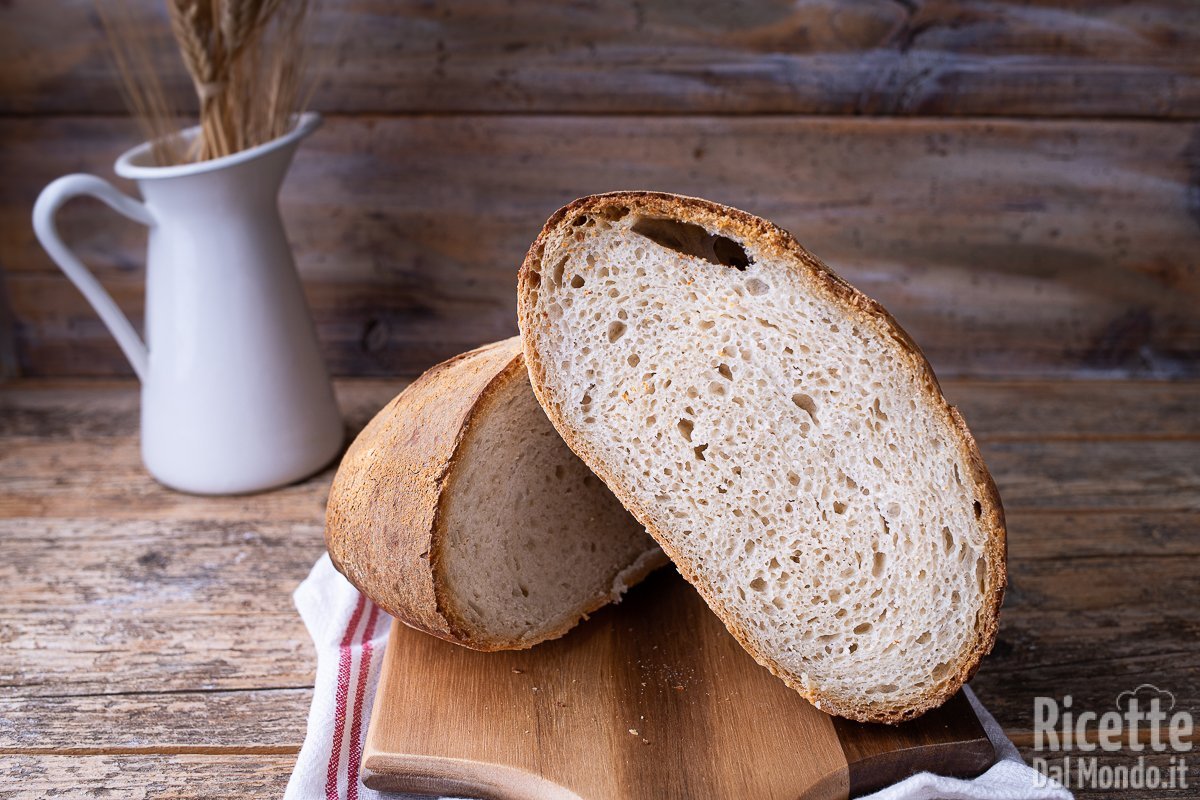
[286,555,1071,800]
[285,554,395,800]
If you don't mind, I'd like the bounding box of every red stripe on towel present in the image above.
[347,602,382,800]
[325,593,367,800]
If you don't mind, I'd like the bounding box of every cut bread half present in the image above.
[326,336,666,651]
[517,192,1006,722]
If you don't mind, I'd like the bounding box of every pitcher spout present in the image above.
[115,112,321,211]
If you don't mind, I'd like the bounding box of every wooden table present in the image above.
[2,1,1199,796]
[1,377,1196,798]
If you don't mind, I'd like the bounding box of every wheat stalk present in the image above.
[95,0,185,166]
[97,0,316,166]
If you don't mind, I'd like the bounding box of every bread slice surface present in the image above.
[517,192,1006,721]
[325,336,665,651]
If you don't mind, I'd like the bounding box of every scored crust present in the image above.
[325,336,664,651]
[516,192,1007,722]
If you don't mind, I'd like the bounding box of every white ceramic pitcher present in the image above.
[33,112,344,495]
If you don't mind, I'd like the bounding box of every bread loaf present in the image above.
[326,337,665,651]
[517,192,1006,721]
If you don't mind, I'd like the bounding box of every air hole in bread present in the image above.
[630,216,751,270]
[942,526,954,553]
[677,418,694,442]
[694,444,708,461]
[750,577,767,592]
[717,363,733,380]
[854,622,872,635]
[570,274,586,289]
[872,551,885,577]
[973,500,982,518]
[550,256,567,286]
[627,353,640,367]
[833,500,847,514]
[608,321,627,342]
[746,278,770,296]
[596,205,631,221]
[791,393,818,423]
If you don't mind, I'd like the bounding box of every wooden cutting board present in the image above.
[363,571,994,799]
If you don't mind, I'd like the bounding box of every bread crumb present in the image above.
[628,728,639,736]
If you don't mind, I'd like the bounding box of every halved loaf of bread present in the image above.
[517,192,1006,722]
[326,336,665,651]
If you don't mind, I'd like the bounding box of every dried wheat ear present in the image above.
[518,192,1006,723]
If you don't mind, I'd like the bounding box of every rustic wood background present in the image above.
[1,0,1199,379]
[2,2,1199,799]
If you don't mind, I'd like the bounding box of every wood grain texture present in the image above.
[0,690,309,753]
[0,754,296,798]
[0,381,1194,800]
[1,0,1198,118]
[0,441,334,521]
[941,381,1200,441]
[0,517,324,696]
[3,116,1199,379]
[977,439,1200,512]
[1,0,1196,792]
[1,505,1194,716]
[365,571,851,800]
[364,572,992,800]
[5,378,1198,443]
[0,379,399,441]
[832,693,994,797]
[4,429,1196,520]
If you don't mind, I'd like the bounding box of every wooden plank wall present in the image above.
[1,0,1199,379]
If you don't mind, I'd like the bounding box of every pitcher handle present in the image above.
[33,174,155,381]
